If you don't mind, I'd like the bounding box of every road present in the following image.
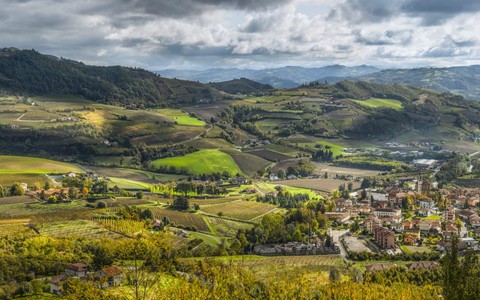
[330,229,349,259]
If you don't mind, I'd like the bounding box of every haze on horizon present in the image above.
[1,0,479,70]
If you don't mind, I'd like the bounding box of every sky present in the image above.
[1,0,479,70]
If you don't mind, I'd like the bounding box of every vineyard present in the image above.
[0,219,33,237]
[201,200,276,221]
[39,220,122,239]
[149,208,210,232]
[0,196,36,205]
[94,218,147,237]
[206,217,253,237]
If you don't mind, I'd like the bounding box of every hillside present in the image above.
[158,65,380,88]
[0,48,220,106]
[208,78,273,94]
[359,65,480,101]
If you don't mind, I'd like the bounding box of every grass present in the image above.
[255,182,321,199]
[155,108,206,126]
[200,200,276,221]
[423,215,442,221]
[275,179,359,194]
[107,177,152,190]
[296,140,345,157]
[0,155,83,175]
[352,98,403,110]
[221,149,272,177]
[152,149,242,176]
[0,174,49,186]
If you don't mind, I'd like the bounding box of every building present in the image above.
[412,159,438,170]
[95,265,122,289]
[65,263,88,278]
[373,226,396,249]
[49,274,69,294]
[406,261,438,271]
[373,208,401,218]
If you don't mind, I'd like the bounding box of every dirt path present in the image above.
[14,113,45,123]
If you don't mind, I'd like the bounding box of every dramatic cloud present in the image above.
[0,0,479,69]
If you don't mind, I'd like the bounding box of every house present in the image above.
[152,219,163,231]
[234,176,248,185]
[364,215,381,233]
[468,214,480,227]
[373,208,401,218]
[417,208,431,217]
[457,209,475,221]
[287,174,297,180]
[460,237,478,247]
[419,220,433,232]
[406,261,438,271]
[65,263,88,278]
[269,174,279,181]
[365,263,396,272]
[403,220,413,229]
[474,228,480,238]
[403,234,418,245]
[95,265,122,289]
[177,229,188,238]
[412,159,437,170]
[373,226,396,249]
[49,273,69,294]
[20,182,28,192]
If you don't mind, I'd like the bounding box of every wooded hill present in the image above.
[0,48,223,107]
[208,78,273,94]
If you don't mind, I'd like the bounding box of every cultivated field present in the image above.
[275,179,361,193]
[200,200,276,221]
[0,155,83,174]
[153,149,242,175]
[314,163,381,177]
[149,208,210,232]
[40,219,121,239]
[154,108,206,126]
[246,149,292,162]
[352,98,404,110]
[221,149,272,176]
[206,217,254,237]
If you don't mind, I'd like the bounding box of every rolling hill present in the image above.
[158,65,380,88]
[359,65,480,101]
[0,47,221,106]
[208,78,273,94]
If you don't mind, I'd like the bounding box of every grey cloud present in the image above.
[330,0,399,24]
[354,30,412,46]
[422,36,475,58]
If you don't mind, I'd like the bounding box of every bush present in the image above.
[96,201,107,209]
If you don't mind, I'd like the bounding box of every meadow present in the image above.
[154,108,206,126]
[352,98,404,110]
[0,155,83,174]
[153,149,242,175]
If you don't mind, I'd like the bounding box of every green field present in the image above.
[352,98,403,110]
[297,140,345,157]
[107,178,153,190]
[155,108,206,126]
[152,149,242,175]
[0,155,83,174]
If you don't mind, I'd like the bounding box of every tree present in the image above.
[92,180,108,195]
[136,191,144,199]
[329,267,341,283]
[172,197,189,210]
[277,168,286,179]
[47,196,57,204]
[97,201,107,208]
[9,183,24,196]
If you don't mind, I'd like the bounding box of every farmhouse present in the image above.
[49,274,69,294]
[94,265,122,289]
[65,263,88,278]
[365,263,396,273]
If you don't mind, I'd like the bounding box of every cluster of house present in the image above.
[241,139,271,148]
[49,263,122,294]
[253,240,340,256]
[326,178,480,252]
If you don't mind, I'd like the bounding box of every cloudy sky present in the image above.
[1,0,479,70]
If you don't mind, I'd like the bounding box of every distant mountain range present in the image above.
[157,65,380,89]
[158,65,480,101]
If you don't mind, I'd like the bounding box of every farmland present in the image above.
[246,149,293,162]
[153,149,242,175]
[352,98,404,110]
[221,149,272,176]
[275,178,361,193]
[314,163,381,177]
[40,219,121,239]
[200,200,277,221]
[149,208,210,232]
[0,155,83,174]
[154,108,206,126]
